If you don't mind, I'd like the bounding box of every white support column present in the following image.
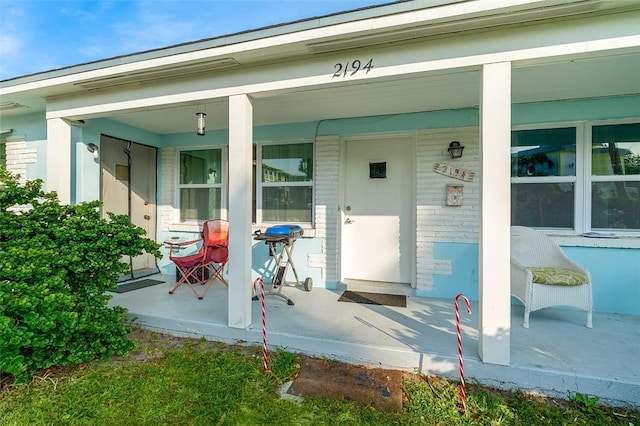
[478,62,512,366]
[227,94,254,329]
[46,118,72,204]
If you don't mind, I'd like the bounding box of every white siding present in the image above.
[4,136,36,185]
[314,135,341,284]
[159,147,177,232]
[416,127,479,292]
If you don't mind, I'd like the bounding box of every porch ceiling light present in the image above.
[196,112,206,136]
[86,143,99,159]
[447,141,464,159]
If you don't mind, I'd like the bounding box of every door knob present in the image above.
[144,214,151,220]
[344,218,354,224]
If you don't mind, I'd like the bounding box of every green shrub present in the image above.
[0,166,161,382]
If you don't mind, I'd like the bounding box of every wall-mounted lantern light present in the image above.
[86,143,99,159]
[447,141,464,159]
[196,112,206,136]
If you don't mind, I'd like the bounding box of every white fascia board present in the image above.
[1,0,593,96]
[45,34,640,121]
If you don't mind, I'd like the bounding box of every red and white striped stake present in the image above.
[454,293,472,413]
[253,277,271,373]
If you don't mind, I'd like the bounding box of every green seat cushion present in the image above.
[528,267,588,286]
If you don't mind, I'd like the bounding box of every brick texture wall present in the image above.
[416,127,479,292]
[313,135,341,284]
[4,136,36,184]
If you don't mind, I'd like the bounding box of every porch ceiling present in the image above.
[1,51,638,134]
[100,52,640,134]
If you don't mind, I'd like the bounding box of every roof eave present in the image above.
[0,0,632,96]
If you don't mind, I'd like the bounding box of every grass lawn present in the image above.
[1,328,637,426]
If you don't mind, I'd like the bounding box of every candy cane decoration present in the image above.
[454,293,472,412]
[253,277,271,373]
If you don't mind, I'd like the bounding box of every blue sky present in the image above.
[0,0,390,81]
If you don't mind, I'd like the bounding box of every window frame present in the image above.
[511,118,640,235]
[511,121,584,233]
[255,140,314,226]
[586,119,640,233]
[175,146,228,225]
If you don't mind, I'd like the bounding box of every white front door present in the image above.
[100,135,157,279]
[341,136,413,284]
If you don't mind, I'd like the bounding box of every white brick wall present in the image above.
[4,136,36,184]
[156,129,480,292]
[314,135,341,284]
[159,147,177,232]
[416,127,479,292]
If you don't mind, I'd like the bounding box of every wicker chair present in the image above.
[510,226,593,328]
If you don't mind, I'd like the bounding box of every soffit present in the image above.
[109,51,639,134]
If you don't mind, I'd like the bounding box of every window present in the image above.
[257,142,313,223]
[511,127,577,229]
[178,148,223,223]
[175,142,314,226]
[511,121,640,232]
[590,123,640,230]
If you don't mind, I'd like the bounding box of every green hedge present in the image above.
[0,167,161,382]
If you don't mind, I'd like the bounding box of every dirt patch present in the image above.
[288,357,404,411]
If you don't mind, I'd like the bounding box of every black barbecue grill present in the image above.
[253,224,312,305]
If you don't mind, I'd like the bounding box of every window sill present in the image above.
[550,233,640,249]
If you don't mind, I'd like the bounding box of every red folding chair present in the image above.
[167,219,229,299]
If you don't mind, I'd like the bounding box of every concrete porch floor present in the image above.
[109,275,640,408]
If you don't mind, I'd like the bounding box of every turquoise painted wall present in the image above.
[513,95,640,125]
[86,118,164,148]
[25,140,47,182]
[430,243,479,301]
[0,111,47,140]
[0,112,48,183]
[427,242,639,315]
[161,129,228,148]
[317,108,479,136]
[563,246,640,315]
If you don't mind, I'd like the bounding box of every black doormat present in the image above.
[338,291,406,307]
[110,279,164,293]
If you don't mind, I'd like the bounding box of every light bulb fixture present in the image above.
[196,112,206,136]
[86,143,99,159]
[447,141,464,159]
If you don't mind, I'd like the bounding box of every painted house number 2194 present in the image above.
[333,59,374,78]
